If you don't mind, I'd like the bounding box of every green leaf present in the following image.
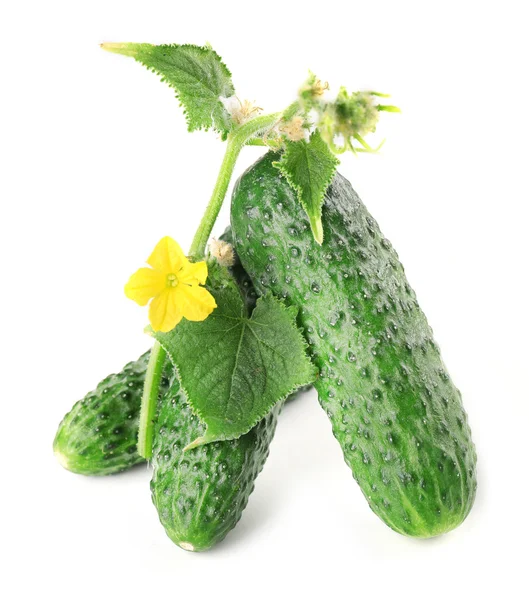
[152,267,316,448]
[377,104,401,113]
[274,130,339,244]
[102,43,235,134]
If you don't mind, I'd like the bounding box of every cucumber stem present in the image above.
[189,112,281,258]
[140,112,281,458]
[138,341,167,459]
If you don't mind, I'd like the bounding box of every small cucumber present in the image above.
[151,240,290,551]
[231,152,477,538]
[150,373,282,552]
[53,352,170,476]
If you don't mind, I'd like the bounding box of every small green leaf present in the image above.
[102,42,235,134]
[377,104,401,113]
[274,130,339,244]
[152,267,316,447]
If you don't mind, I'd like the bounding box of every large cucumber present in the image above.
[150,373,282,552]
[231,152,477,538]
[53,352,170,476]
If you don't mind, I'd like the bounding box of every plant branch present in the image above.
[188,112,281,259]
[138,341,167,459]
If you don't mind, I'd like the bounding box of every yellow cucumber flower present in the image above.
[125,236,217,332]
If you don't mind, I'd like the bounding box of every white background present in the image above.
[2,1,528,598]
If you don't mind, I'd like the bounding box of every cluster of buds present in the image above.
[227,73,398,156]
[318,88,399,154]
[332,88,381,138]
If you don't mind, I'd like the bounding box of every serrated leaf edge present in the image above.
[155,293,316,450]
[274,132,339,244]
[127,43,234,134]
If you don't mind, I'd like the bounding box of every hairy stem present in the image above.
[189,112,281,258]
[138,341,167,459]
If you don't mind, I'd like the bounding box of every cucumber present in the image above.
[150,373,282,552]
[231,152,477,538]
[53,352,170,476]
[150,241,291,551]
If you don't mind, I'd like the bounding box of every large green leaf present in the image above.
[153,266,316,448]
[274,130,339,244]
[102,43,234,134]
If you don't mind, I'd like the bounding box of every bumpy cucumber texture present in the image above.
[231,152,477,538]
[53,352,170,476]
[151,373,282,552]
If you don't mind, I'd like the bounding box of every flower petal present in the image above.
[125,268,165,306]
[148,289,183,332]
[176,284,217,322]
[179,260,208,285]
[147,236,187,274]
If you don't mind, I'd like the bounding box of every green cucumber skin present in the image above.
[53,352,170,476]
[151,374,281,552]
[231,152,477,538]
